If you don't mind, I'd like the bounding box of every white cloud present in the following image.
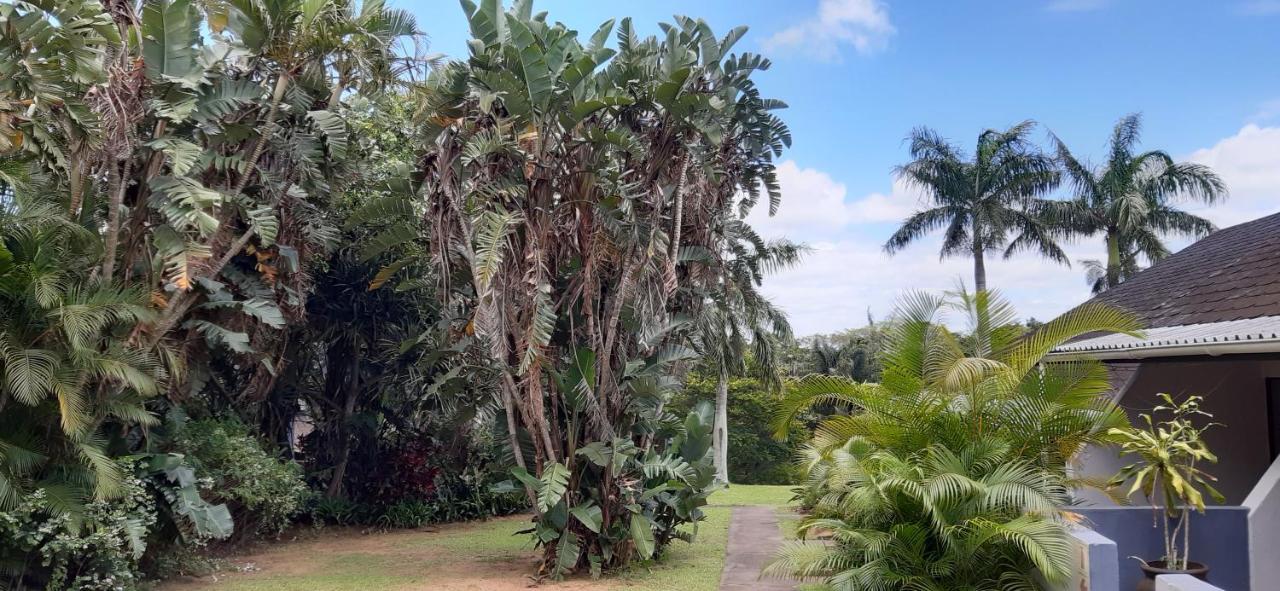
[757,234,1097,336]
[1046,0,1109,12]
[1185,124,1280,227]
[746,160,921,241]
[749,160,1096,335]
[762,0,894,61]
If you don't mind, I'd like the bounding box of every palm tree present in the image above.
[773,288,1142,476]
[1052,114,1227,290]
[0,197,167,512]
[767,440,1076,589]
[886,121,1064,292]
[768,289,1143,588]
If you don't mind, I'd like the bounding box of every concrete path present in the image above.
[718,506,797,591]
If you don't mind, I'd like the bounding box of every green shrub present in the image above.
[175,419,307,539]
[0,462,155,591]
[376,500,436,529]
[671,375,806,485]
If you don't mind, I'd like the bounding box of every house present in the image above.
[1049,211,1280,591]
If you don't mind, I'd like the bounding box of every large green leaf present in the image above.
[629,513,655,559]
[307,110,349,159]
[146,137,203,176]
[141,0,205,89]
[554,530,580,576]
[537,462,570,512]
[505,15,553,111]
[570,503,602,534]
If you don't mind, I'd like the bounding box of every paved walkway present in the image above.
[718,506,797,591]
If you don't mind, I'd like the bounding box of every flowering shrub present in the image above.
[0,462,155,591]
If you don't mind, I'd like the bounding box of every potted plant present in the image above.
[1107,393,1225,591]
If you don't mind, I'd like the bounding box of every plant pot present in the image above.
[1135,560,1209,591]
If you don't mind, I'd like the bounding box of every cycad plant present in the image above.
[770,289,1142,589]
[1051,114,1226,290]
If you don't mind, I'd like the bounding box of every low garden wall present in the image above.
[1073,506,1250,591]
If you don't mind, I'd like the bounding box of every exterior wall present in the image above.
[1044,527,1118,591]
[1156,574,1228,591]
[1243,455,1280,589]
[1074,506,1251,591]
[1075,357,1280,505]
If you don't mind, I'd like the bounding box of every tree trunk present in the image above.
[713,372,730,484]
[100,158,133,281]
[325,340,360,499]
[972,243,987,293]
[1105,230,1122,289]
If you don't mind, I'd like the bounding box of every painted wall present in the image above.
[1244,456,1280,589]
[1156,574,1229,591]
[1075,356,1280,505]
[1044,527,1119,591]
[1074,506,1251,591]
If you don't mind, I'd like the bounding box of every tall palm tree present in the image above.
[886,121,1064,292]
[1052,114,1227,290]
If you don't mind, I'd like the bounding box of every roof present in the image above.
[1053,316,1280,358]
[1050,211,1280,359]
[1089,211,1280,328]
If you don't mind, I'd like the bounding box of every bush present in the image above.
[671,375,806,485]
[175,419,307,539]
[0,462,155,591]
[305,447,528,529]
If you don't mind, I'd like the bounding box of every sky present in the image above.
[402,0,1280,335]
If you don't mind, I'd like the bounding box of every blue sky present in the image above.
[402,0,1280,335]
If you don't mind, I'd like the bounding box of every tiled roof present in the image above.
[1053,316,1280,355]
[1089,211,1280,328]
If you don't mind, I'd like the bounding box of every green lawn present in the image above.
[160,484,793,591]
[707,483,795,507]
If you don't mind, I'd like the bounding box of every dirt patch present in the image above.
[158,516,620,591]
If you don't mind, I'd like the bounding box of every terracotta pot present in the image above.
[1135,560,1209,591]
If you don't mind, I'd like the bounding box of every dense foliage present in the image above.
[670,373,803,485]
[345,0,797,577]
[0,0,799,585]
[768,290,1142,590]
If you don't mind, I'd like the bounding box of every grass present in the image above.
[707,483,795,507]
[160,484,794,591]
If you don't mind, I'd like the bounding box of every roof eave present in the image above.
[1047,338,1280,361]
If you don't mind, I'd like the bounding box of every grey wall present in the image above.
[1156,574,1229,591]
[1075,506,1251,591]
[1244,456,1280,589]
[1075,357,1280,505]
